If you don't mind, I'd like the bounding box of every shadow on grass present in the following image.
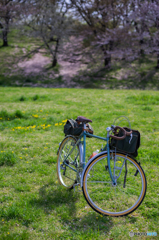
[29,182,113,236]
[72,67,159,89]
[0,73,64,87]
[0,63,159,89]
[29,182,79,216]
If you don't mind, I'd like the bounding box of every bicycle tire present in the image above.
[82,152,147,217]
[57,135,80,189]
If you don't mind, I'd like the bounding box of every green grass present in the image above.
[0,87,159,239]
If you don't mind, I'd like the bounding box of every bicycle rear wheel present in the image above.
[82,152,147,217]
[57,136,80,188]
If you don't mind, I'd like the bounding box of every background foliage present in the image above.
[0,0,159,88]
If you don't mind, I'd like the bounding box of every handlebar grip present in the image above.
[126,130,132,136]
[110,126,126,140]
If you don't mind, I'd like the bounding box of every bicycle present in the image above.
[57,116,147,217]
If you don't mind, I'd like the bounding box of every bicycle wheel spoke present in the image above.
[83,152,147,216]
[85,181,112,184]
[57,136,80,188]
[62,175,75,181]
[62,149,75,163]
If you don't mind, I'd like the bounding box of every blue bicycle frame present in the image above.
[80,127,116,185]
[61,125,116,186]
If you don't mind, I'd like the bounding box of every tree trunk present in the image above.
[139,39,144,56]
[52,38,59,68]
[2,15,9,47]
[0,23,8,47]
[101,44,111,69]
[156,53,159,69]
[52,57,57,67]
[104,55,111,68]
[3,30,8,46]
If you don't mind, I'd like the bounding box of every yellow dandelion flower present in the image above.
[59,123,62,126]
[25,148,27,150]
[26,161,28,163]
[44,147,48,149]
[12,151,14,153]
[55,123,59,126]
[32,114,38,118]
[40,110,42,112]
[19,157,22,159]
[154,132,159,135]
[62,119,67,123]
[2,219,4,221]
[0,117,2,120]
[26,154,28,156]
[7,232,9,234]
[47,124,51,127]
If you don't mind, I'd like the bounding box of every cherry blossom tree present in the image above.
[21,0,73,67]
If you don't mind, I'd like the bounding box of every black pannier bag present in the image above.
[64,119,93,137]
[110,127,140,157]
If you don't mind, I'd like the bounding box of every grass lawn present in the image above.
[0,87,158,240]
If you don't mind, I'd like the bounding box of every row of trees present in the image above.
[0,0,159,68]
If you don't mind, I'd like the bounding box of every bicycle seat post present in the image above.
[83,123,86,130]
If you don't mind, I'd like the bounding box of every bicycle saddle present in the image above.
[76,116,92,123]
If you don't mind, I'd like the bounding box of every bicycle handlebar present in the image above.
[110,126,131,140]
[126,129,132,136]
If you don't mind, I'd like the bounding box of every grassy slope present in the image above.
[0,30,55,87]
[0,87,158,239]
[0,30,159,89]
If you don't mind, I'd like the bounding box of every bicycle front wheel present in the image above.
[57,136,80,189]
[82,152,147,217]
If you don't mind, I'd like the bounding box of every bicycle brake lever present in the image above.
[129,133,133,144]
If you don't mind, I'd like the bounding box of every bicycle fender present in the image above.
[80,151,107,187]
